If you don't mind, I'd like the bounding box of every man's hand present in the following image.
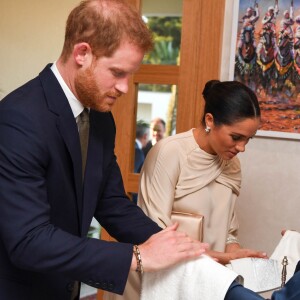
[131,222,208,272]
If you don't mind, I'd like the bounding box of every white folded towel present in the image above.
[141,255,239,300]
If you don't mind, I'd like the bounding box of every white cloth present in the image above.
[270,230,300,282]
[141,255,239,300]
[140,232,300,300]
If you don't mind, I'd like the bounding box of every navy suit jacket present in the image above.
[0,65,161,299]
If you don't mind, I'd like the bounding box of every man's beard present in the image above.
[74,67,121,112]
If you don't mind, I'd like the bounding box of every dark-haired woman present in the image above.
[138,79,267,264]
[104,80,268,300]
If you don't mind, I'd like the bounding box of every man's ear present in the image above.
[73,43,92,66]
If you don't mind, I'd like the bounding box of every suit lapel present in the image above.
[39,65,83,226]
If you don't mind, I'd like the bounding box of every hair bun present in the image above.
[202,80,220,100]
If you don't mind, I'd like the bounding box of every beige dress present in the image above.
[104,129,242,300]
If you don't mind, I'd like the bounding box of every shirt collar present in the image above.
[135,139,142,149]
[50,62,84,118]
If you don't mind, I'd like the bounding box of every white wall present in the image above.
[137,91,172,124]
[222,0,300,255]
[237,136,300,254]
[0,0,78,99]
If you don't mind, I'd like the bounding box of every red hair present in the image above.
[61,0,153,61]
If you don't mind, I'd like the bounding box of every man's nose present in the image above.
[115,77,129,94]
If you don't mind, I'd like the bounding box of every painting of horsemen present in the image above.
[234,0,300,133]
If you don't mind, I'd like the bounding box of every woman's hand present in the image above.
[205,243,267,265]
[227,248,268,261]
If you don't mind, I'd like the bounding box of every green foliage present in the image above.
[139,83,172,92]
[143,16,181,66]
[142,16,182,92]
[147,39,179,65]
[148,16,182,49]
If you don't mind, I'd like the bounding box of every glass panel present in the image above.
[133,84,178,174]
[142,0,183,65]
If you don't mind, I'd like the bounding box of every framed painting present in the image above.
[222,0,300,139]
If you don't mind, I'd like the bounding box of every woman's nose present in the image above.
[236,143,245,153]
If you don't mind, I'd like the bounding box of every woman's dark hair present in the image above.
[201,80,260,126]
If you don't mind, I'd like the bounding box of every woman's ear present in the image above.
[73,43,92,66]
[205,113,214,128]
